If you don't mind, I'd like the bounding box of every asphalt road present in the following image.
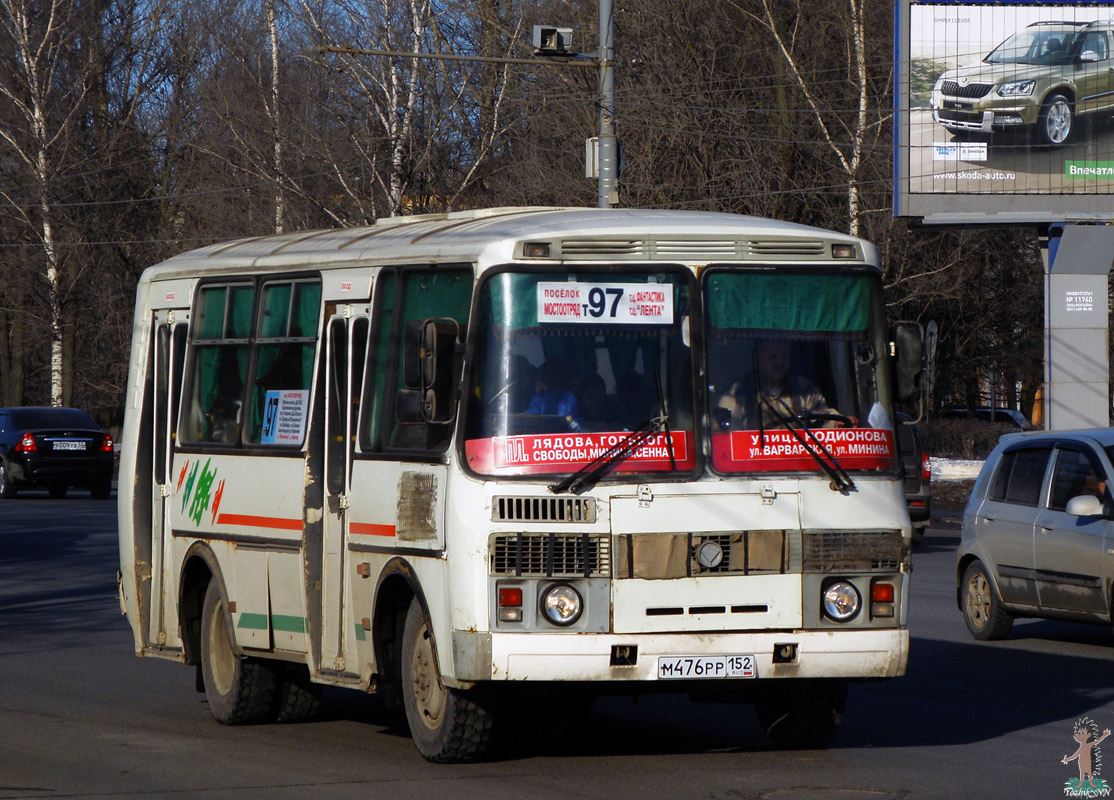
[3,493,1114,799]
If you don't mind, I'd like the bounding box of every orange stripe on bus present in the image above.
[216,513,303,531]
[350,522,396,537]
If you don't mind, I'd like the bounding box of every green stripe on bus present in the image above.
[236,613,306,633]
[237,613,269,630]
[272,615,307,633]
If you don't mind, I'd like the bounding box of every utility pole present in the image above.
[597,0,618,209]
[319,3,618,207]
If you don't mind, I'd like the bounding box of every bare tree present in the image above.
[0,0,88,405]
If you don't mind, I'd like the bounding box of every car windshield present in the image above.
[704,270,898,474]
[462,268,694,478]
[9,408,98,429]
[985,28,1082,65]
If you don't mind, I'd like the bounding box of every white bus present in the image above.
[118,207,921,762]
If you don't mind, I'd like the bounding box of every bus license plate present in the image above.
[657,655,756,679]
[53,441,86,451]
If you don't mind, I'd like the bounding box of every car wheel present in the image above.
[0,464,16,499]
[1037,94,1073,146]
[961,560,1013,640]
[48,484,67,499]
[755,679,847,749]
[401,598,495,762]
[199,581,278,724]
[911,524,926,546]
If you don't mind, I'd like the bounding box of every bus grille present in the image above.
[746,239,826,257]
[802,531,907,573]
[490,533,611,577]
[555,237,832,261]
[492,496,596,523]
[614,531,798,578]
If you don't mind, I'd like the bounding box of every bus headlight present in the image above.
[821,580,861,622]
[540,583,583,626]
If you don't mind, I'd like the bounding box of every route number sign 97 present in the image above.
[537,282,674,325]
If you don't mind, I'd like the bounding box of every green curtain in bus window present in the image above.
[196,346,221,415]
[294,283,322,386]
[229,286,255,337]
[486,273,540,329]
[260,283,291,338]
[401,269,471,324]
[293,283,322,338]
[706,273,870,333]
[253,285,288,417]
[196,287,226,339]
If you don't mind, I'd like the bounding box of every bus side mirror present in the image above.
[891,322,924,407]
[398,318,461,424]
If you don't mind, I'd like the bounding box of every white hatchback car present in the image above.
[958,429,1114,640]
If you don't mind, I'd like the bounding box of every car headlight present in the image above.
[821,580,861,622]
[540,583,582,626]
[998,80,1036,97]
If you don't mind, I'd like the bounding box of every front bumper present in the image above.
[452,627,908,685]
[932,103,1037,133]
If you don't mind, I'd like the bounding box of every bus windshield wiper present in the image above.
[757,393,856,493]
[550,371,674,495]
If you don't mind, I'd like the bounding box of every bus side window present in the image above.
[386,267,471,453]
[182,284,253,444]
[245,280,322,444]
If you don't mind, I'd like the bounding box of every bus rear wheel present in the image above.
[200,581,277,724]
[401,598,495,762]
[755,679,847,749]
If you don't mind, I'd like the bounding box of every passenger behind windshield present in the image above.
[714,339,851,430]
[523,359,576,418]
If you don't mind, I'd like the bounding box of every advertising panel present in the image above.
[895,0,1114,224]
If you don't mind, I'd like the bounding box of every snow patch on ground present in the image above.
[930,458,983,481]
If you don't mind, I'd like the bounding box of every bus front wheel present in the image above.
[401,598,495,762]
[200,581,277,725]
[755,679,847,749]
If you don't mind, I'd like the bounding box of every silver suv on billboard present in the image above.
[932,20,1114,146]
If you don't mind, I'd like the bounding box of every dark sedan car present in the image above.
[0,407,114,499]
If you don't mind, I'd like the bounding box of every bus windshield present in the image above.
[704,270,897,475]
[463,268,695,477]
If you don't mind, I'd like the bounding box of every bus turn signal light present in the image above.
[498,586,523,623]
[871,581,895,618]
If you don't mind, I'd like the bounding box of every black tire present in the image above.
[401,598,495,763]
[199,581,278,724]
[90,481,111,500]
[274,664,323,723]
[48,484,67,499]
[961,560,1013,640]
[0,463,17,499]
[1036,93,1073,146]
[755,679,847,749]
[911,524,926,546]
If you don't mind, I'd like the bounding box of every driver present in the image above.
[715,339,842,429]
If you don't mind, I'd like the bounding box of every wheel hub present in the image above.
[966,573,991,628]
[410,621,446,729]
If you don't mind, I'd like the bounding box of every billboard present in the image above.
[895,0,1114,224]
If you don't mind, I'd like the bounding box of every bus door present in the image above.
[321,305,370,672]
[151,308,188,647]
